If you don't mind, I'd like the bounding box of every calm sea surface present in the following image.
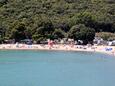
[0,50,115,86]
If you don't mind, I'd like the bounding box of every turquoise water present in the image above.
[0,50,115,86]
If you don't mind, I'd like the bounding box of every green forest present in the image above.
[0,0,115,44]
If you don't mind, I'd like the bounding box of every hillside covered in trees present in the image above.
[0,0,115,44]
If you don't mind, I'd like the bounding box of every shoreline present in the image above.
[0,44,115,56]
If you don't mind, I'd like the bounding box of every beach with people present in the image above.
[0,43,115,56]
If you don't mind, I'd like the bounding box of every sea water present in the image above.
[0,50,115,86]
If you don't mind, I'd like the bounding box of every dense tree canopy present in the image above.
[0,0,115,43]
[96,32,115,41]
[68,24,95,44]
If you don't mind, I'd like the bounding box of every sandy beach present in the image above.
[0,44,115,56]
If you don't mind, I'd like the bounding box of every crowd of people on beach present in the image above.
[0,39,115,56]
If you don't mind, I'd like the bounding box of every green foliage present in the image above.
[68,24,82,40]
[53,29,65,39]
[80,26,95,44]
[32,34,45,43]
[68,24,95,44]
[10,22,27,42]
[96,32,115,41]
[0,0,114,43]
[0,0,8,7]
